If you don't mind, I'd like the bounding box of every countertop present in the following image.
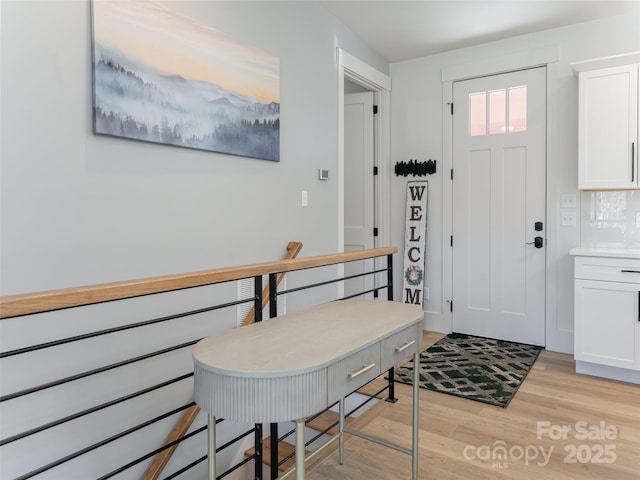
[569,247,640,259]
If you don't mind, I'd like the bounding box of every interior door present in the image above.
[452,67,546,346]
[344,91,375,298]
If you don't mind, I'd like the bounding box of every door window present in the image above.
[469,86,527,136]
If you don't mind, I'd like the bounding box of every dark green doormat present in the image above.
[394,332,542,407]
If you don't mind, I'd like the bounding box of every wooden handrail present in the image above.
[0,246,396,319]
[140,241,303,480]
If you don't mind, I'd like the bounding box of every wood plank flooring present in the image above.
[305,332,640,479]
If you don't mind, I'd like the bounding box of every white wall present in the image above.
[0,0,388,297]
[390,13,640,353]
[0,2,389,478]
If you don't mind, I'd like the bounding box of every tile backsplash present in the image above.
[581,191,640,249]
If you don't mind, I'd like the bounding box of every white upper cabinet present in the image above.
[578,63,639,190]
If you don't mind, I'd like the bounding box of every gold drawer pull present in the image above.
[349,363,376,379]
[395,340,416,353]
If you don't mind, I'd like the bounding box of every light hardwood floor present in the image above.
[305,332,640,479]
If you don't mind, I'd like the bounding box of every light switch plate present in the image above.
[561,194,577,209]
[301,190,308,207]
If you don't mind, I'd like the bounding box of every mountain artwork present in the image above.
[92,0,280,161]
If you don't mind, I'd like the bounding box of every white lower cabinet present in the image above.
[571,251,640,383]
[575,279,640,369]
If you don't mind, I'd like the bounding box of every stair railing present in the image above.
[0,245,397,480]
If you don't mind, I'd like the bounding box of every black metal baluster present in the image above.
[269,273,278,319]
[255,275,263,323]
[386,253,398,402]
[268,274,279,479]
[387,254,394,301]
[254,423,262,480]
[270,423,279,480]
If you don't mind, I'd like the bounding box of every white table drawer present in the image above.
[381,324,422,369]
[327,343,381,402]
[575,256,640,283]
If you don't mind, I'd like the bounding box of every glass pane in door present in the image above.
[489,89,506,135]
[469,92,486,136]
[508,86,527,133]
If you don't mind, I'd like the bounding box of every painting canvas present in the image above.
[91,0,280,161]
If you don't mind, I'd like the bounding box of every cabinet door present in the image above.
[575,279,640,369]
[578,64,638,190]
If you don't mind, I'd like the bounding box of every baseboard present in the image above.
[575,360,640,385]
[423,311,451,334]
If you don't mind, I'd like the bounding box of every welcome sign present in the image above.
[403,181,428,306]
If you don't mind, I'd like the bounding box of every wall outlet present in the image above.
[561,210,577,227]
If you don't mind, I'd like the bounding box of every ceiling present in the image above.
[320,0,640,63]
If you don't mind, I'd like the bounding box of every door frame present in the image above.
[441,46,571,352]
[337,48,392,253]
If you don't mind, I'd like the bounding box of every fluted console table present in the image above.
[193,299,424,479]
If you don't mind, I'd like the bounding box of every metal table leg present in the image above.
[338,397,345,465]
[208,414,217,480]
[295,418,305,479]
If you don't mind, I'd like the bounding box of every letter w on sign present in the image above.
[403,181,427,306]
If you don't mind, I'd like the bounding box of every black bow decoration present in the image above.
[394,159,436,176]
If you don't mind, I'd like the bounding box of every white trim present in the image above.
[434,80,454,334]
[341,50,392,92]
[338,53,346,255]
[571,51,640,72]
[545,61,571,353]
[442,55,564,350]
[373,90,392,252]
[576,360,640,384]
[337,48,392,295]
[441,46,559,82]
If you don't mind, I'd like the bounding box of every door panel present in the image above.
[503,146,527,314]
[452,67,546,346]
[467,149,491,311]
[344,92,374,298]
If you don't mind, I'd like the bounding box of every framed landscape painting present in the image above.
[91,0,280,161]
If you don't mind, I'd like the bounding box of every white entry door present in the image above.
[452,67,546,346]
[344,92,375,298]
